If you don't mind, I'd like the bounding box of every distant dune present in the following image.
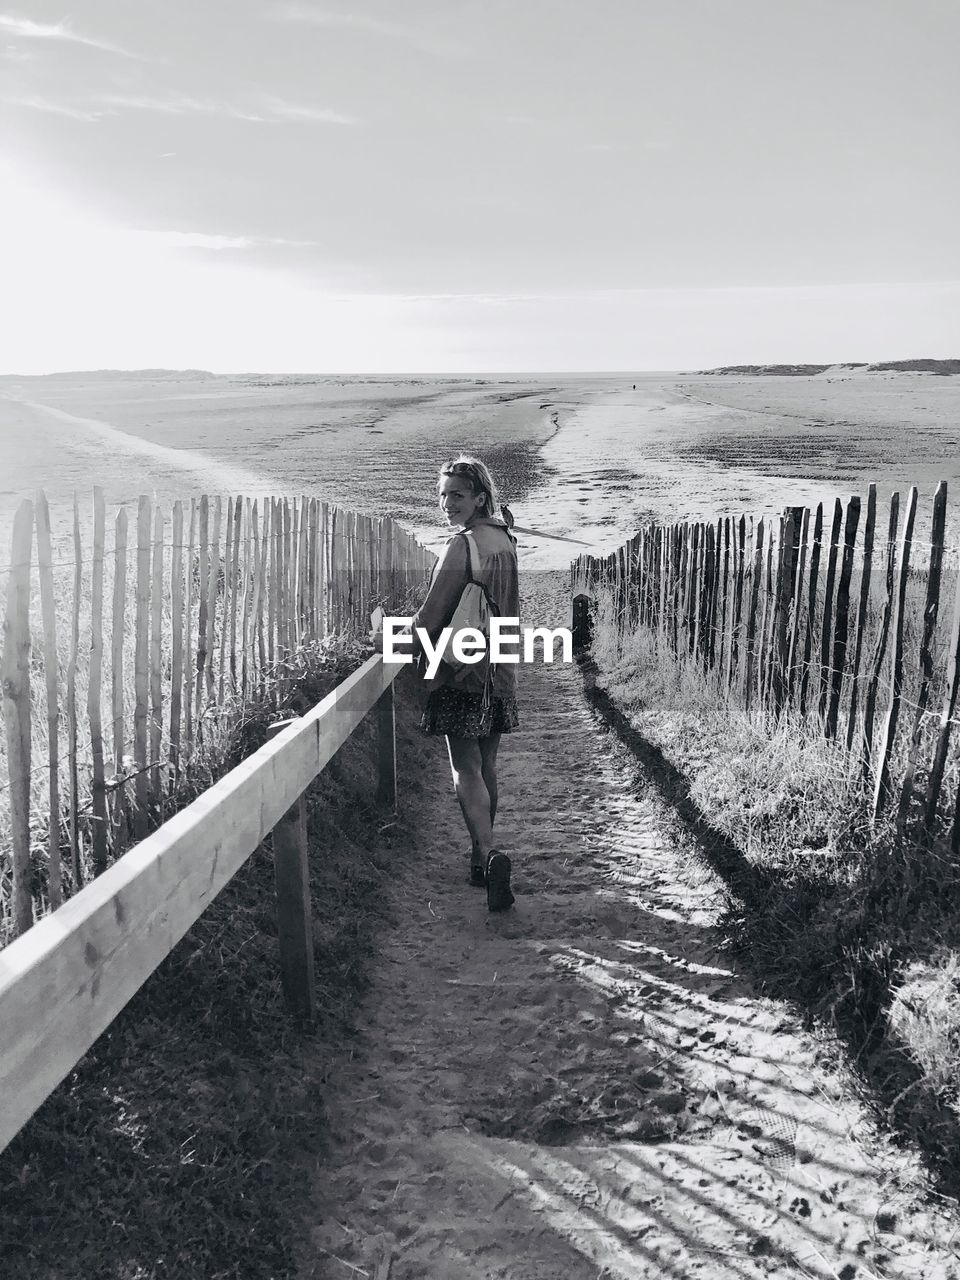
[0,368,218,381]
[868,358,960,375]
[697,358,959,376]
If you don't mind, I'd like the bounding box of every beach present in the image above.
[1,367,958,570]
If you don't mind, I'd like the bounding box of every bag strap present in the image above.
[457,530,496,706]
[459,530,480,583]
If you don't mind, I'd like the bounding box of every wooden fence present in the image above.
[572,481,960,847]
[0,648,404,1154]
[0,491,435,942]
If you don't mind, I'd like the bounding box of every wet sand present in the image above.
[516,371,960,568]
[2,367,957,569]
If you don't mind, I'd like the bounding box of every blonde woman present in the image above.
[411,456,520,911]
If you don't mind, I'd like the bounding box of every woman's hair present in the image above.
[438,455,500,519]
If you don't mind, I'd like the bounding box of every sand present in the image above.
[515,371,960,568]
[3,367,957,570]
[300,579,960,1279]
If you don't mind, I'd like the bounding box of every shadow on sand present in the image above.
[578,652,960,1204]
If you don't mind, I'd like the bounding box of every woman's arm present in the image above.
[410,534,469,655]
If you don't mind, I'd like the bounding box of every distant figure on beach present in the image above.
[411,456,520,911]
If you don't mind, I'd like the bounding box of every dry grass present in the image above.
[0,661,430,1280]
[588,595,960,1195]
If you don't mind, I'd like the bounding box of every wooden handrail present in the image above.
[0,652,401,1154]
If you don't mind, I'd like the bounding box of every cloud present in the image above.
[273,5,463,56]
[97,93,267,121]
[140,231,255,250]
[3,94,106,121]
[127,230,320,251]
[0,13,139,57]
[97,92,357,124]
[258,94,358,124]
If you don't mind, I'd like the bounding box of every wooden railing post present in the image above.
[376,683,398,810]
[572,593,593,654]
[266,719,316,1021]
[272,794,316,1021]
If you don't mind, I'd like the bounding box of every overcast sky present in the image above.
[2,0,958,372]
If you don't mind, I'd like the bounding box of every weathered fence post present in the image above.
[67,498,82,884]
[825,495,861,739]
[267,720,317,1021]
[89,488,108,872]
[798,503,824,718]
[111,508,129,853]
[773,507,803,714]
[896,480,947,834]
[785,506,810,706]
[2,500,34,937]
[150,505,164,806]
[924,528,960,835]
[861,492,900,785]
[817,498,843,723]
[872,486,918,820]
[169,501,185,791]
[133,496,152,837]
[376,683,398,810]
[34,493,62,908]
[572,593,593,654]
[845,483,877,752]
[743,518,764,711]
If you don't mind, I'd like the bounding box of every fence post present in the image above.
[897,481,947,833]
[701,521,716,665]
[219,496,234,702]
[134,495,152,837]
[34,493,62,908]
[773,507,802,714]
[861,492,900,785]
[2,500,34,937]
[195,496,209,731]
[845,483,877,752]
[111,508,129,853]
[872,486,918,820]
[267,720,317,1021]
[817,498,843,723]
[376,682,398,810]
[924,522,960,835]
[729,515,747,689]
[798,503,824,718]
[785,507,810,707]
[205,496,222,704]
[572,593,593,653]
[89,488,108,872]
[825,496,861,740]
[743,518,764,711]
[67,498,82,884]
[150,505,164,805]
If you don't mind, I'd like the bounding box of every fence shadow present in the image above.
[577,652,960,1203]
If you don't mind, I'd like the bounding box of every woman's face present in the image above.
[438,474,485,526]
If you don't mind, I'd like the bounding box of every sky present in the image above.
[1,0,958,373]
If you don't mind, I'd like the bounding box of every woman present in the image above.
[411,455,520,912]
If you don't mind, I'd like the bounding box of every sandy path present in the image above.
[303,596,960,1279]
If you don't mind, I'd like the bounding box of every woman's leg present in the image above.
[479,732,502,832]
[445,736,494,862]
